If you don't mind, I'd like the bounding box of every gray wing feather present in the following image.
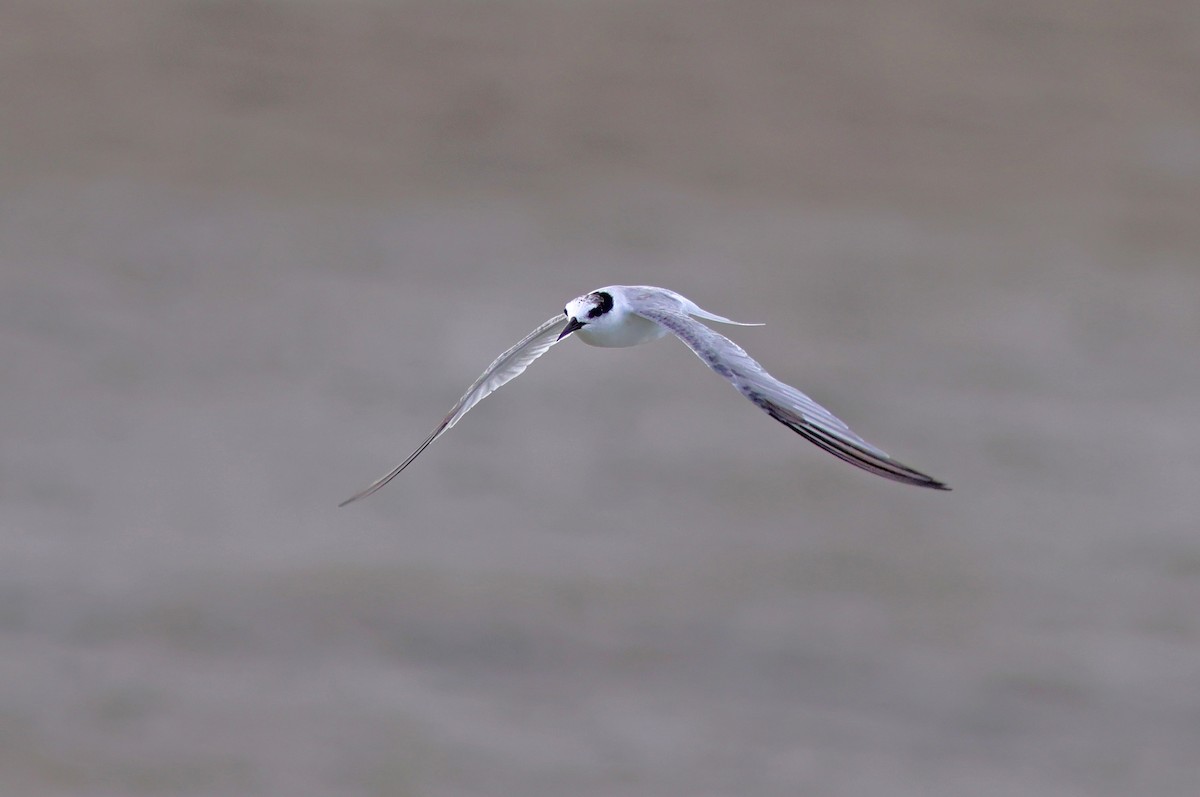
[634,308,948,490]
[339,314,570,506]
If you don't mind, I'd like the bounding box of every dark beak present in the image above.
[557,317,585,341]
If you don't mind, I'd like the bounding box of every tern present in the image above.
[340,285,948,506]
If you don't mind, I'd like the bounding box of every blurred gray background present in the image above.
[3,2,1199,795]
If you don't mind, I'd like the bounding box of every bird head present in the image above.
[559,290,615,340]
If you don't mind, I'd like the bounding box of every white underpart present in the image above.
[575,313,668,347]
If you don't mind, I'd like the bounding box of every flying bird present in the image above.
[340,285,948,506]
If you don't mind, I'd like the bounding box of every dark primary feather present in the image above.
[633,307,949,490]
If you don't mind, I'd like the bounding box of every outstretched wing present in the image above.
[339,314,570,506]
[633,308,949,490]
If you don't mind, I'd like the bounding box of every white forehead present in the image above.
[565,294,597,314]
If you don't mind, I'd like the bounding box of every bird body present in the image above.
[339,285,948,506]
[573,311,668,348]
[563,285,755,348]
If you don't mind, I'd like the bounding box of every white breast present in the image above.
[576,313,670,348]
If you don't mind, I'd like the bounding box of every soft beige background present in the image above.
[3,2,1198,795]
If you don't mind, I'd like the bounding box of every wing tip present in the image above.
[914,475,952,491]
[759,401,951,492]
[337,483,381,508]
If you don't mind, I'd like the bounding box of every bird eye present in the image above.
[586,291,614,318]
[563,309,568,316]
